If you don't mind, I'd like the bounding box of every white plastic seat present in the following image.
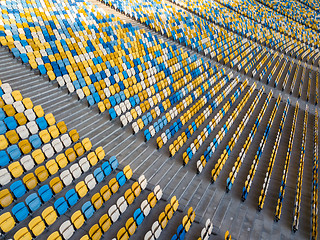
[70,163,82,179]
[119,102,126,113]
[13,101,25,113]
[66,83,75,93]
[60,134,72,147]
[2,93,14,105]
[144,231,155,240]
[141,200,150,217]
[138,175,147,190]
[20,155,35,171]
[25,109,36,121]
[85,174,96,190]
[120,115,128,127]
[151,221,161,238]
[109,205,120,223]
[56,76,65,87]
[0,169,11,186]
[26,120,38,134]
[76,89,85,100]
[16,125,29,139]
[60,170,73,186]
[154,185,162,201]
[52,138,63,153]
[1,83,12,94]
[125,112,133,123]
[132,122,139,134]
[114,105,121,116]
[59,220,74,240]
[79,157,90,172]
[42,143,54,158]
[116,196,128,214]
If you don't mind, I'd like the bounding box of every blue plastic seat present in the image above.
[10,180,26,198]
[0,150,10,167]
[29,135,42,149]
[133,208,144,226]
[4,116,17,130]
[25,193,42,212]
[87,95,95,106]
[82,201,95,219]
[38,185,53,202]
[54,197,69,216]
[109,108,117,120]
[36,117,48,130]
[116,171,126,186]
[102,161,112,176]
[94,167,104,183]
[109,156,118,170]
[0,121,7,135]
[65,189,79,206]
[0,109,5,121]
[12,202,29,222]
[7,145,21,161]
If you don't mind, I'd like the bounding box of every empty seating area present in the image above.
[0,0,320,239]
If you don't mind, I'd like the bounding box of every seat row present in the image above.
[292,108,308,232]
[311,109,318,240]
[274,103,299,221]
[197,219,213,240]
[242,95,281,201]
[274,57,288,87]
[211,85,263,182]
[257,100,289,211]
[226,91,273,192]
[144,196,179,240]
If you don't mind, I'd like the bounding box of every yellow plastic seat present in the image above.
[117,227,129,240]
[99,214,112,233]
[132,182,141,197]
[39,129,51,144]
[0,135,8,150]
[48,231,62,240]
[82,138,92,151]
[35,166,49,182]
[109,178,119,194]
[89,224,102,240]
[18,139,32,154]
[66,148,77,162]
[87,152,98,166]
[3,105,16,117]
[14,227,32,240]
[45,113,56,126]
[100,185,112,202]
[74,142,85,157]
[6,130,20,144]
[57,121,68,134]
[71,210,85,229]
[42,206,58,226]
[15,113,27,126]
[0,189,13,208]
[8,161,23,178]
[50,177,63,194]
[159,212,168,229]
[22,98,33,109]
[126,217,137,236]
[80,235,89,240]
[123,165,133,180]
[76,181,88,198]
[0,212,15,232]
[28,216,45,236]
[56,153,68,168]
[23,173,38,190]
[32,149,45,164]
[48,125,60,139]
[46,159,59,175]
[33,105,44,118]
[125,189,135,205]
[95,146,105,160]
[69,129,79,142]
[92,193,103,210]
[148,192,157,208]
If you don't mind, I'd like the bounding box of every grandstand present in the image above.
[0,0,319,239]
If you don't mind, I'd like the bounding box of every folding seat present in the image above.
[69,129,79,143]
[12,202,29,222]
[8,161,24,178]
[16,125,29,139]
[25,193,42,212]
[13,227,32,240]
[87,152,98,166]
[154,185,163,200]
[92,192,103,210]
[36,117,48,130]
[148,192,158,209]
[124,165,133,180]
[61,134,72,147]
[110,156,119,170]
[76,181,88,198]
[0,169,11,186]
[3,105,16,117]
[20,155,34,171]
[60,170,73,186]
[57,121,68,134]
[0,189,13,208]
[0,212,15,233]
[0,121,6,135]
[102,161,112,177]
[134,208,144,226]
[70,163,82,179]
[71,210,85,229]
[66,148,77,162]
[15,112,27,125]
[85,174,97,190]
[50,177,64,194]
[65,189,79,207]
[23,173,38,190]
[89,224,103,240]
[117,171,127,187]
[35,166,49,182]
[108,204,120,223]
[2,94,14,105]
[45,159,59,175]
[10,180,26,198]
[28,216,45,237]
[59,220,74,240]
[94,167,105,183]
[38,185,53,203]
[56,153,68,169]
[117,196,128,214]
[54,197,69,216]
[99,213,112,233]
[82,201,95,219]
[138,175,148,190]
[26,121,38,134]
[28,134,41,149]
